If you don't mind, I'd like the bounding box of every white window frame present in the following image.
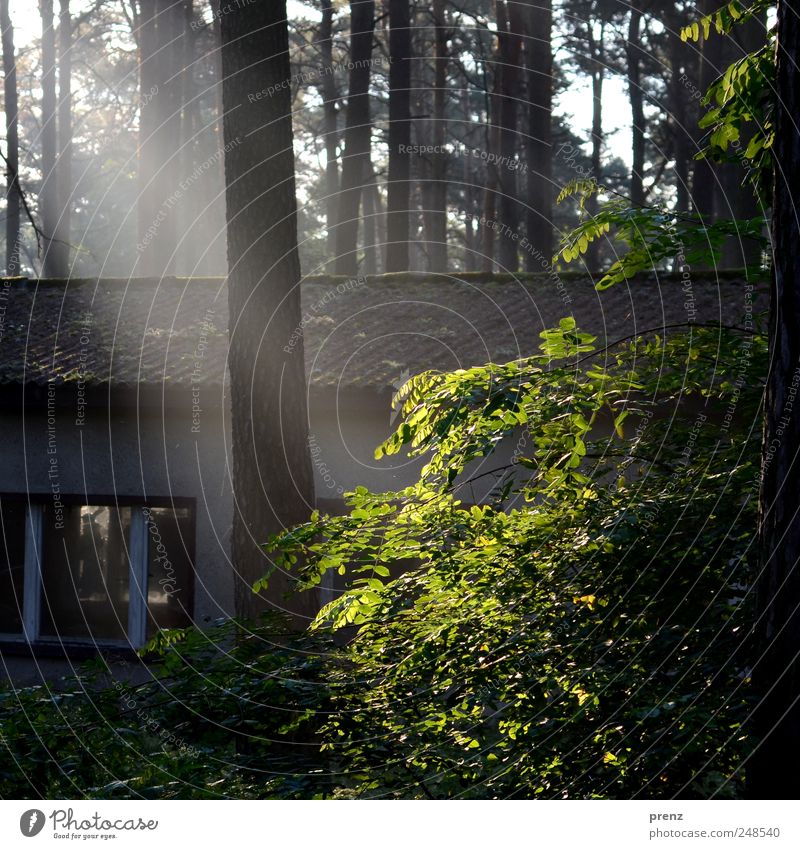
[1,503,156,649]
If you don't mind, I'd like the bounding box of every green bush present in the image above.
[266,320,764,798]
[0,617,336,798]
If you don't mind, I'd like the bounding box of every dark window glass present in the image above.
[0,499,26,634]
[145,506,193,636]
[40,505,132,641]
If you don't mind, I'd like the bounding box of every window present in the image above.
[0,496,194,649]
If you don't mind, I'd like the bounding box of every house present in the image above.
[0,271,757,683]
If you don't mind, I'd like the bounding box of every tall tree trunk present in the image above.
[334,0,375,276]
[668,6,692,213]
[1,0,20,276]
[751,0,800,800]
[156,0,182,274]
[177,0,195,275]
[585,21,604,273]
[135,0,159,274]
[135,0,182,277]
[220,1,315,623]
[718,10,765,268]
[427,0,448,272]
[319,0,339,268]
[40,0,62,277]
[369,161,386,268]
[385,0,411,272]
[411,179,426,270]
[57,0,71,273]
[497,0,523,272]
[522,0,552,269]
[627,2,645,207]
[693,0,722,221]
[461,88,478,271]
[481,8,504,272]
[362,169,377,274]
[481,132,500,271]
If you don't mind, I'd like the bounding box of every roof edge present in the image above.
[0,269,757,288]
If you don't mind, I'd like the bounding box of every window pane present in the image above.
[40,505,132,641]
[0,499,26,635]
[145,506,193,636]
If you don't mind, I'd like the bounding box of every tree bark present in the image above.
[693,0,722,222]
[362,173,377,274]
[460,87,477,272]
[319,0,339,268]
[134,0,183,277]
[220,1,316,623]
[522,0,552,269]
[585,20,604,273]
[751,0,800,799]
[667,6,692,214]
[627,2,645,208]
[481,5,505,272]
[481,115,500,271]
[40,0,62,277]
[57,0,71,273]
[369,160,385,270]
[1,0,20,275]
[718,10,765,268]
[177,0,195,276]
[135,0,160,274]
[496,0,523,272]
[385,0,411,272]
[427,0,448,272]
[334,0,375,276]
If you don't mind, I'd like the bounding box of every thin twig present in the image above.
[0,148,91,262]
[0,149,43,255]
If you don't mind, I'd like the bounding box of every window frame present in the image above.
[0,494,195,651]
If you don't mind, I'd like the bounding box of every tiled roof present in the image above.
[0,272,763,393]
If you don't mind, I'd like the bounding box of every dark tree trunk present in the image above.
[627,2,645,208]
[319,0,339,267]
[369,162,386,269]
[751,0,800,799]
[427,0,448,272]
[1,0,20,275]
[57,0,71,273]
[135,0,160,273]
[667,6,692,213]
[718,10,765,268]
[522,0,552,269]
[334,0,375,276]
[496,0,523,272]
[460,86,478,271]
[481,5,505,272]
[385,0,411,272]
[157,0,183,273]
[135,0,182,277]
[220,1,316,623]
[177,0,195,276]
[693,0,722,221]
[585,21,604,273]
[362,169,378,274]
[40,0,63,277]
[481,129,500,271]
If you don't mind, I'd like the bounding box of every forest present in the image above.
[0,0,797,804]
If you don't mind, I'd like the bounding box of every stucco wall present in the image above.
[0,391,233,685]
[308,391,541,502]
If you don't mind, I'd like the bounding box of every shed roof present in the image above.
[0,272,761,394]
